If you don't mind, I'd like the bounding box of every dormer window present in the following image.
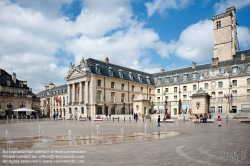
[246,64,250,73]
[137,74,142,82]
[129,72,133,80]
[19,82,23,87]
[193,72,198,80]
[119,69,123,78]
[157,77,162,85]
[174,75,178,82]
[7,80,11,86]
[108,67,113,76]
[165,77,170,84]
[232,66,238,75]
[146,76,150,84]
[95,64,100,74]
[183,73,188,81]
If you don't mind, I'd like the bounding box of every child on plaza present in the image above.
[217,116,222,126]
[157,115,160,127]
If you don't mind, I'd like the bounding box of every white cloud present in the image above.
[0,0,169,93]
[164,20,213,62]
[238,26,250,49]
[214,0,250,14]
[145,0,192,17]
[175,20,213,61]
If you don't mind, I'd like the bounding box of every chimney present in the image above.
[44,85,49,90]
[212,57,219,66]
[49,82,55,89]
[105,57,109,64]
[192,62,196,69]
[160,69,164,72]
[23,81,27,85]
[12,72,16,83]
[241,53,246,61]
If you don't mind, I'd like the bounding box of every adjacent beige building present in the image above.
[0,69,40,118]
[37,6,250,119]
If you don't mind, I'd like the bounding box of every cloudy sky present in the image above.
[0,0,250,93]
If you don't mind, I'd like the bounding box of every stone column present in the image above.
[85,81,89,104]
[72,83,75,104]
[79,82,82,104]
[68,84,71,104]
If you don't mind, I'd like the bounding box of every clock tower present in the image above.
[212,6,239,62]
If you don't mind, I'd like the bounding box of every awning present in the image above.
[12,108,37,112]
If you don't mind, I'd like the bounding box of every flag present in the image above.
[54,96,61,103]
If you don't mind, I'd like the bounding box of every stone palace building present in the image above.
[37,7,250,119]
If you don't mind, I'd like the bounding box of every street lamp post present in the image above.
[179,87,182,114]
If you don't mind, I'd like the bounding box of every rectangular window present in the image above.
[174,87,177,92]
[218,91,223,102]
[121,93,125,103]
[81,107,84,114]
[211,106,215,113]
[97,80,101,87]
[149,89,151,94]
[216,21,221,28]
[157,89,160,93]
[165,88,168,92]
[132,94,135,101]
[218,82,223,88]
[69,108,72,114]
[247,78,250,85]
[97,90,102,102]
[141,87,143,93]
[218,106,222,113]
[204,83,209,89]
[247,89,250,100]
[132,85,135,91]
[174,95,177,104]
[111,92,115,102]
[165,96,168,101]
[6,89,11,94]
[149,97,152,102]
[174,108,177,115]
[157,97,160,103]
[121,84,125,90]
[111,82,115,88]
[232,90,237,101]
[183,86,187,91]
[193,85,197,91]
[232,80,237,86]
[183,95,187,101]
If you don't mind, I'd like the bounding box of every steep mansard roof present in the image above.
[37,49,250,96]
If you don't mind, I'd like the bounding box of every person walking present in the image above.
[217,116,222,126]
[157,115,161,127]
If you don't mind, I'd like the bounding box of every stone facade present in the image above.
[37,7,250,119]
[0,69,40,118]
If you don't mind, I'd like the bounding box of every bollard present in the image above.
[226,115,228,123]
[150,117,151,122]
[118,117,119,122]
[129,117,131,121]
[113,117,114,121]
[124,117,125,122]
[183,116,185,122]
[143,117,144,122]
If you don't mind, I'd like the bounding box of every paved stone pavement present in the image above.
[0,118,249,166]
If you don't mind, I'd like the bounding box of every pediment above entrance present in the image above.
[65,68,86,80]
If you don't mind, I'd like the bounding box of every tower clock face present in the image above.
[211,81,216,87]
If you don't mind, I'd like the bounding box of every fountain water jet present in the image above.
[68,130,72,140]
[96,125,101,139]
[118,128,125,138]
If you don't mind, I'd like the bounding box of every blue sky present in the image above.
[0,0,250,93]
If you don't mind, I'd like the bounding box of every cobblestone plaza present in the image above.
[0,118,249,166]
